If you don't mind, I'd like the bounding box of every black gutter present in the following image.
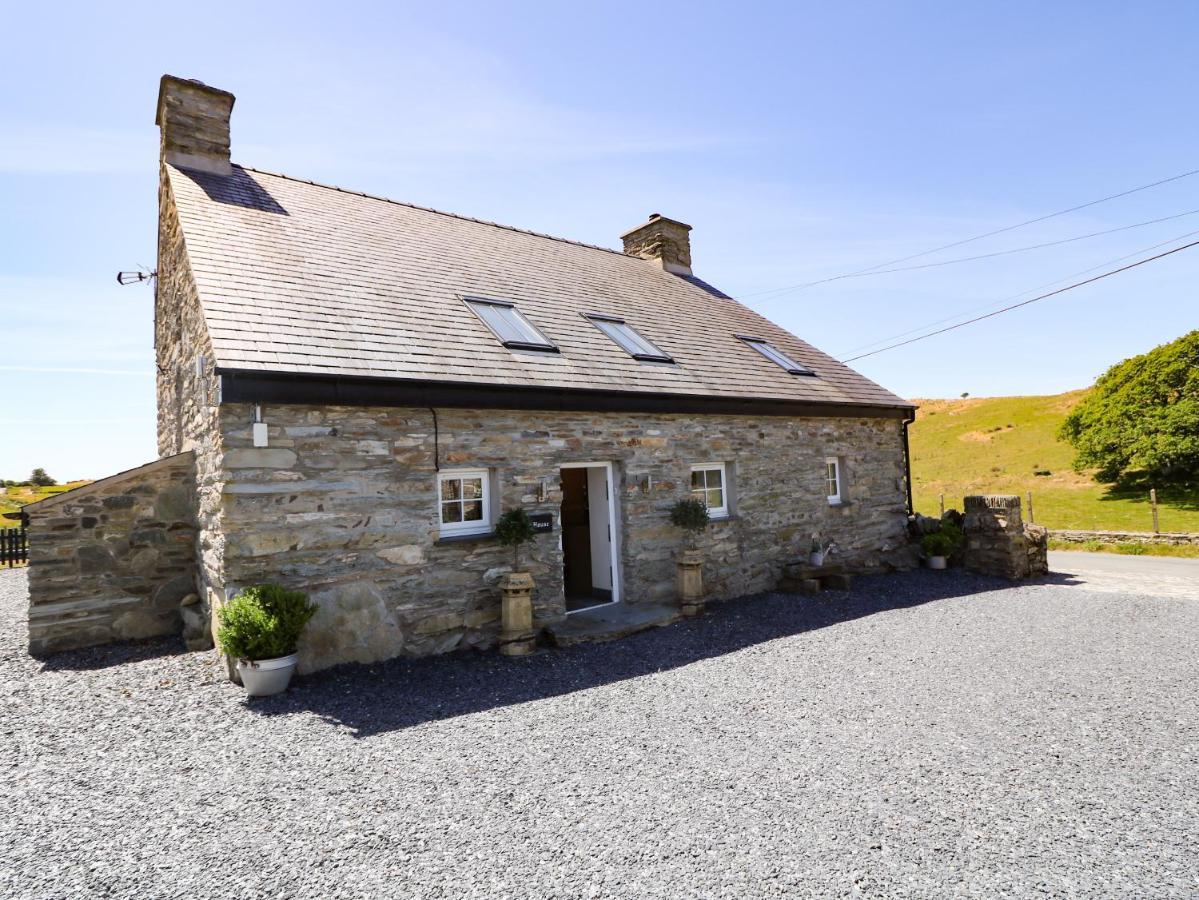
[218,369,915,421]
[901,408,917,516]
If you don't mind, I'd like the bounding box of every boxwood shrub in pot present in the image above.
[669,497,709,614]
[921,521,964,570]
[216,584,318,696]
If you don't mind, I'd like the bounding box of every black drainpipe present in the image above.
[901,409,916,517]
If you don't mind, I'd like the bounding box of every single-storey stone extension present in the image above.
[27,75,918,672]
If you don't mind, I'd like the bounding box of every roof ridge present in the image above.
[235,164,632,258]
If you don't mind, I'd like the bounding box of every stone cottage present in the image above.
[26,75,916,671]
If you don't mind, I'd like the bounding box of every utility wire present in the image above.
[821,208,1199,279]
[840,238,1199,363]
[744,167,1199,299]
[835,226,1199,357]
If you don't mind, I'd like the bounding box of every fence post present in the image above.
[1150,488,1159,534]
[939,493,944,517]
[1027,491,1035,524]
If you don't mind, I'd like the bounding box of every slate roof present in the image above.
[168,164,911,410]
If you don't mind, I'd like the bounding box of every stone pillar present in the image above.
[499,572,536,656]
[677,548,705,616]
[961,495,1048,579]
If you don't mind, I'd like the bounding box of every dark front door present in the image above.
[560,467,593,601]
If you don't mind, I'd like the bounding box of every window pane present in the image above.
[461,478,483,500]
[592,317,669,360]
[691,470,706,490]
[441,501,462,523]
[462,500,483,522]
[472,303,527,344]
[706,468,723,490]
[706,488,724,510]
[744,338,813,374]
[442,478,461,501]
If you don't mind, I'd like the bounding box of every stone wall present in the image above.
[25,453,198,655]
[214,403,911,673]
[961,495,1048,579]
[1050,529,1199,547]
[156,165,227,625]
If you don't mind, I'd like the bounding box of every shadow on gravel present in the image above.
[248,569,1075,738]
[36,634,186,672]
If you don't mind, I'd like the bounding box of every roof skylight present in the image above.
[738,336,815,376]
[464,298,558,353]
[585,314,673,363]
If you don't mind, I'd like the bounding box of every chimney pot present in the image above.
[620,213,693,275]
[155,75,235,176]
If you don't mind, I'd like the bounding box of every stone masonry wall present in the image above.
[156,166,226,620]
[961,495,1048,579]
[25,453,197,655]
[215,403,910,673]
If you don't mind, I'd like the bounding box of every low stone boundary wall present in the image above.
[24,452,197,655]
[1050,529,1199,547]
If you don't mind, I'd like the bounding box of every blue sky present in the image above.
[2,1,1197,480]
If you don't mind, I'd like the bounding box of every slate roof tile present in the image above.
[168,164,910,409]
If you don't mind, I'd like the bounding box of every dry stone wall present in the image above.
[25,453,197,655]
[156,166,227,622]
[215,403,911,673]
[961,495,1048,579]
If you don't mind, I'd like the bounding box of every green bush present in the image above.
[669,497,709,547]
[216,584,317,661]
[922,520,965,559]
[495,508,538,570]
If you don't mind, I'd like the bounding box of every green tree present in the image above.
[29,468,56,487]
[1059,330,1199,487]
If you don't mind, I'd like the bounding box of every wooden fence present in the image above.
[1,527,27,567]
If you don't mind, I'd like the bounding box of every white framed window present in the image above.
[690,463,729,519]
[825,457,843,505]
[437,469,491,536]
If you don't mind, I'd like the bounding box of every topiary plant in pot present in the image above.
[216,584,318,696]
[669,497,710,615]
[494,508,539,655]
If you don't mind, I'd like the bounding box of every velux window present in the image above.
[738,335,815,375]
[437,469,491,537]
[464,297,558,352]
[690,463,729,519]
[585,314,672,362]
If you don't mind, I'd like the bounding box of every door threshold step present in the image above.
[547,601,681,647]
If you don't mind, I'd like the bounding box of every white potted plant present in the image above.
[809,535,835,567]
[920,522,963,571]
[216,583,318,697]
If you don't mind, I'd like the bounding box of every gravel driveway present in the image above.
[1,565,1196,898]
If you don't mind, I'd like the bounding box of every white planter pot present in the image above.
[927,556,947,570]
[236,653,298,697]
[809,552,825,567]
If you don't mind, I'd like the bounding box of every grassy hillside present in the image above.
[909,392,1199,533]
[1,482,91,518]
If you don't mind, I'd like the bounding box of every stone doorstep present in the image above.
[546,601,681,648]
[27,596,145,619]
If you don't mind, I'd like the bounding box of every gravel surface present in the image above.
[1,565,1196,898]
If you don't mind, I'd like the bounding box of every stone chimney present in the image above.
[620,213,693,275]
[155,75,236,176]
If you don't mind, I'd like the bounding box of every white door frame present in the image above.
[559,461,621,612]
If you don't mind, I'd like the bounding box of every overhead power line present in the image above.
[744,166,1199,299]
[822,208,1199,279]
[835,226,1199,357]
[840,238,1199,363]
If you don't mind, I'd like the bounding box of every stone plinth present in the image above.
[677,548,705,616]
[961,495,1048,579]
[499,572,536,656]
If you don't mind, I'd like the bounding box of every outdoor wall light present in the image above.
[252,404,269,448]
